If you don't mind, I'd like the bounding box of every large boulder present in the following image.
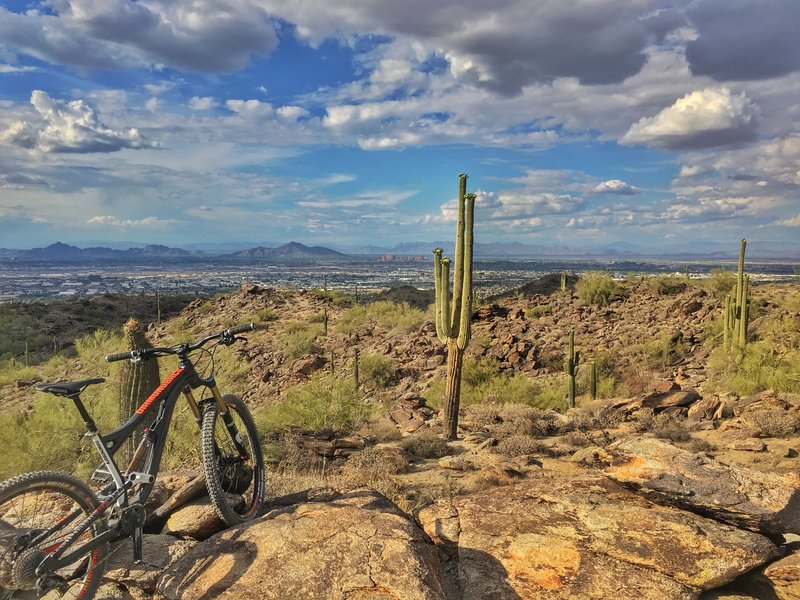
[416,476,777,600]
[603,438,800,536]
[157,490,446,599]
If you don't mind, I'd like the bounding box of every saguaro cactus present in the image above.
[433,173,476,440]
[723,239,750,353]
[590,359,597,401]
[118,318,160,461]
[564,329,581,408]
[561,271,567,292]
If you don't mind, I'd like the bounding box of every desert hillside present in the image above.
[1,273,799,599]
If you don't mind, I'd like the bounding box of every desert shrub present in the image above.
[632,407,655,432]
[246,307,277,323]
[0,359,39,387]
[746,408,800,438]
[399,428,450,459]
[652,413,692,443]
[569,401,623,431]
[526,305,551,318]
[356,419,403,443]
[166,316,194,343]
[425,361,560,409]
[575,272,623,307]
[495,434,545,457]
[335,301,426,335]
[342,446,409,477]
[563,431,593,448]
[708,269,737,296]
[648,275,686,296]
[706,316,800,395]
[280,320,322,359]
[472,403,563,438]
[358,353,396,389]
[255,373,371,435]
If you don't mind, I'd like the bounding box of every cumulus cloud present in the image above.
[622,88,759,149]
[262,0,681,95]
[189,96,218,111]
[0,91,158,153]
[685,0,800,81]
[592,180,640,195]
[0,1,277,72]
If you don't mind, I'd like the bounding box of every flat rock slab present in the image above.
[102,534,196,594]
[416,476,777,600]
[763,551,800,600]
[604,438,800,536]
[157,490,446,600]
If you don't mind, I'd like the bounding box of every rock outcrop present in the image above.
[157,490,447,599]
[603,438,800,536]
[416,476,778,599]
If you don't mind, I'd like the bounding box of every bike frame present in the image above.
[35,354,247,574]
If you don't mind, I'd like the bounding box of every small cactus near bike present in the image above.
[118,319,160,459]
[564,329,580,408]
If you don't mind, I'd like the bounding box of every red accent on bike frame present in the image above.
[136,367,184,415]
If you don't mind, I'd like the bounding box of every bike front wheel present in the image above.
[200,394,266,526]
[0,471,108,600]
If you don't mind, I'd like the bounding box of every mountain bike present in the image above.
[0,323,266,599]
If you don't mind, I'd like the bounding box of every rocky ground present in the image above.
[3,277,800,598]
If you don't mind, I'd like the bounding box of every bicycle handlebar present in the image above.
[105,322,257,363]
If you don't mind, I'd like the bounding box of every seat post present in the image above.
[68,393,98,433]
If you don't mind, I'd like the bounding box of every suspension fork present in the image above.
[205,378,250,460]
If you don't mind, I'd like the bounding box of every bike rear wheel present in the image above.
[0,471,108,600]
[200,394,266,526]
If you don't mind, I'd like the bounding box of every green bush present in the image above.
[526,305,551,318]
[648,275,686,296]
[708,269,737,296]
[335,301,426,335]
[425,359,565,409]
[575,272,623,306]
[358,353,396,389]
[255,373,372,435]
[280,321,322,359]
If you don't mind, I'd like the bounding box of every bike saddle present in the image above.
[36,378,106,396]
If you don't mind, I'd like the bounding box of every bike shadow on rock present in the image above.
[155,527,256,600]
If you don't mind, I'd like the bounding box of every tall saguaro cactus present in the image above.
[118,318,160,461]
[433,173,476,440]
[723,239,750,353]
[564,329,581,409]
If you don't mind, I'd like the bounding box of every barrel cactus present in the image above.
[118,318,160,462]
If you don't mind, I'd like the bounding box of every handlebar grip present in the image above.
[105,351,134,363]
[225,323,257,336]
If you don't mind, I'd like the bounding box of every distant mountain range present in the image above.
[0,241,346,262]
[233,241,345,259]
[2,240,798,262]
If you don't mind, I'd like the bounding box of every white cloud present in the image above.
[87,215,178,229]
[774,214,800,227]
[145,97,161,112]
[622,87,759,149]
[0,64,35,73]
[0,91,159,153]
[189,96,218,111]
[592,179,639,195]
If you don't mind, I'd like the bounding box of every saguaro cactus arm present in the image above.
[457,193,475,351]
[433,249,452,344]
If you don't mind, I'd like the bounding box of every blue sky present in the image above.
[0,0,798,253]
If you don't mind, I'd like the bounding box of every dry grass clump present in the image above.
[465,403,563,438]
[568,401,623,432]
[651,413,692,443]
[399,428,450,459]
[356,419,403,443]
[495,435,547,457]
[745,408,800,438]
